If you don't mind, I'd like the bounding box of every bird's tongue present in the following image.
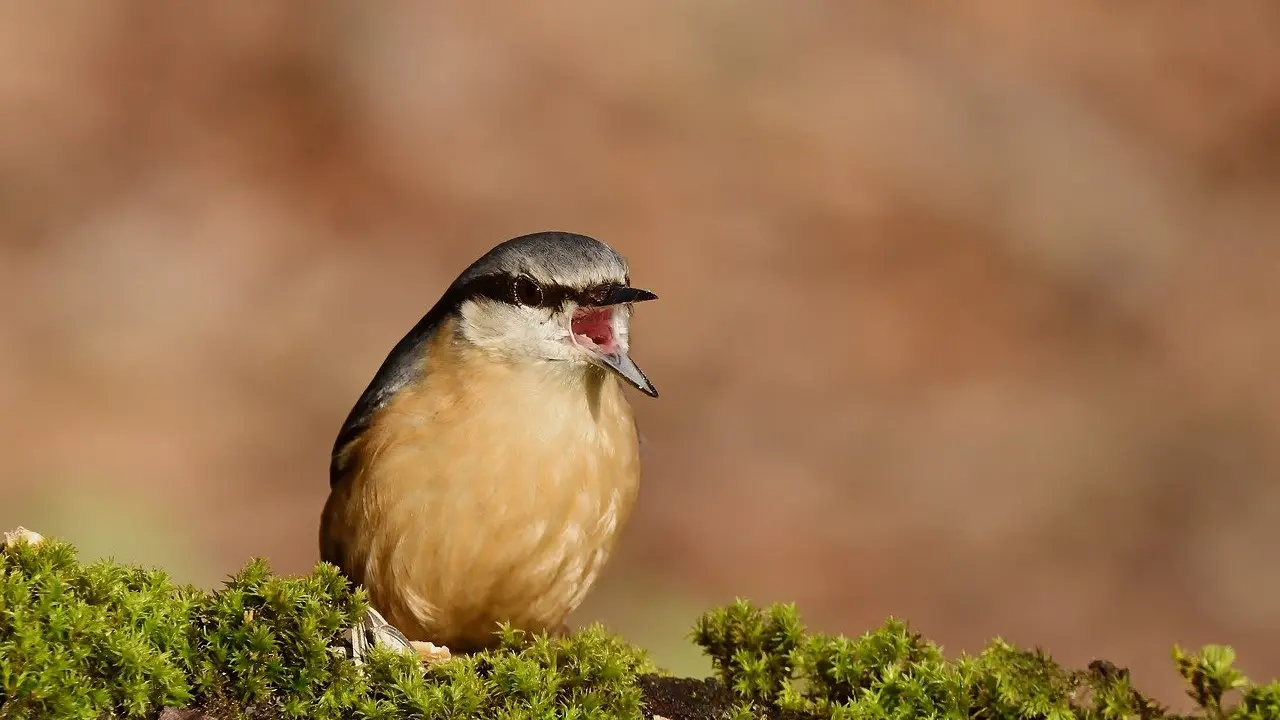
[572,307,616,353]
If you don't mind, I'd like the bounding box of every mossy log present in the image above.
[1,530,1277,720]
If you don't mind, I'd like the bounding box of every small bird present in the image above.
[320,231,658,661]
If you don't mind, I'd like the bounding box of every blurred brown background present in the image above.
[1,1,1278,707]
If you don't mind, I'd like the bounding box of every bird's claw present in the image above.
[334,607,451,667]
[338,606,411,666]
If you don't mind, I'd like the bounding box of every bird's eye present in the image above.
[513,275,544,307]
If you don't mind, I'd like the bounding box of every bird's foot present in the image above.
[345,607,410,666]
[335,607,451,667]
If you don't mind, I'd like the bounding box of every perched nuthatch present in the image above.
[320,231,657,661]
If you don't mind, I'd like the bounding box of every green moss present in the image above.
[2,537,1277,720]
[690,598,1280,720]
[0,537,652,720]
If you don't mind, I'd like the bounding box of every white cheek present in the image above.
[514,316,552,347]
[458,300,515,344]
[459,301,567,358]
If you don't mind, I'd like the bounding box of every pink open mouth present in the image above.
[571,307,617,354]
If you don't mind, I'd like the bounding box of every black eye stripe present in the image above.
[454,273,624,310]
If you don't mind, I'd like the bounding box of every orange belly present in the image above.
[321,331,642,651]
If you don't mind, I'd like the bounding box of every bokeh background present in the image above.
[2,1,1278,708]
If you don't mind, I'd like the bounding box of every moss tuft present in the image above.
[2,537,1278,720]
[690,599,1280,720]
[0,537,652,719]
[1,538,197,718]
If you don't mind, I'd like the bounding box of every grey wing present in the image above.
[328,300,457,488]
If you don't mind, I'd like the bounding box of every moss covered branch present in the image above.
[1,532,1277,720]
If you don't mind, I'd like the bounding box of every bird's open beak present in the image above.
[596,349,658,398]
[600,286,658,306]
[574,286,658,398]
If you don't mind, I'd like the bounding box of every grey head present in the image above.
[327,231,657,489]
[448,231,658,397]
